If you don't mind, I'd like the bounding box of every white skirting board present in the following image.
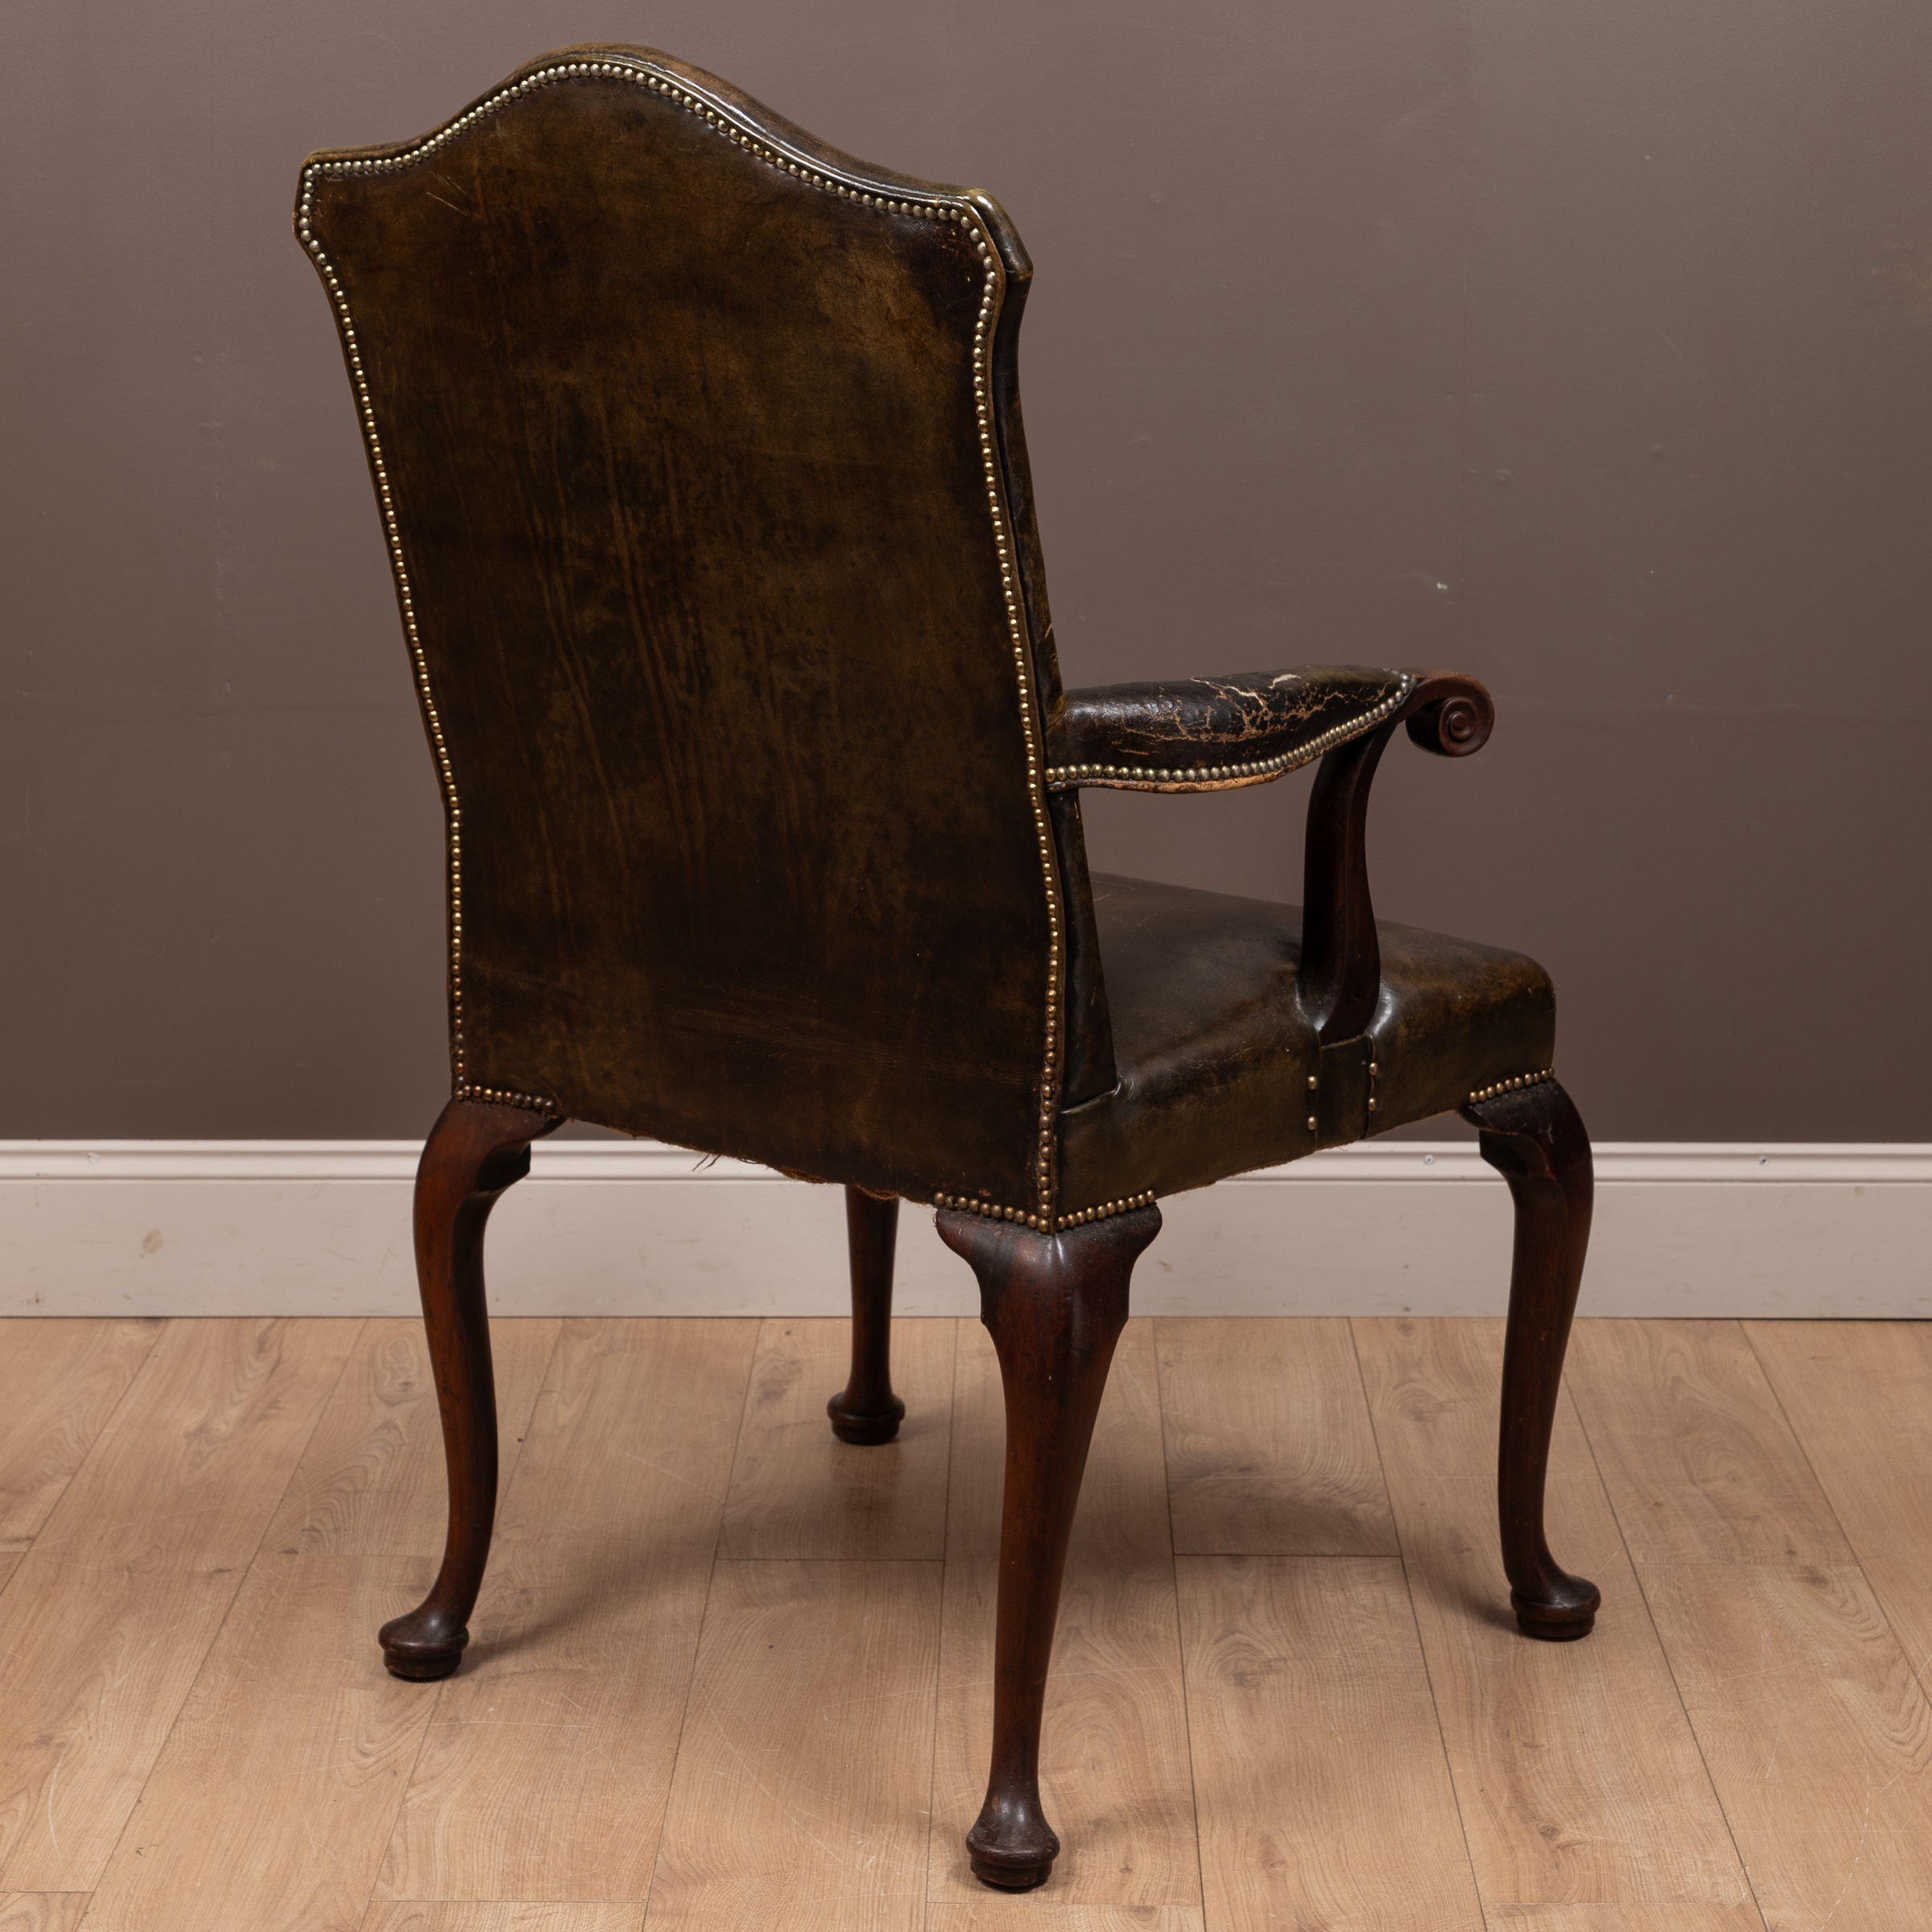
[0,1140,1926,1319]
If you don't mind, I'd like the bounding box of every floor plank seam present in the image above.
[501,1315,570,1508]
[1561,1373,1772,1931]
[1740,1319,1932,1719]
[922,1318,958,1908]
[0,1323,171,1618]
[634,1322,764,1929]
[1346,1316,1491,1929]
[82,1318,371,1908]
[1149,1319,1211,1922]
[713,1554,945,1563]
[365,1581,462,1913]
[364,1319,568,1922]
[0,1322,167,1610]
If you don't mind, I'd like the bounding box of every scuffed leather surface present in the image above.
[303,45,1565,1220]
[1047,666,1408,790]
[1058,874,1556,1208]
[303,51,1071,1206]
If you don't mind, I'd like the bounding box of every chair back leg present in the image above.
[937,1202,1162,1890]
[378,1096,559,1680]
[828,1187,906,1443]
[1463,1075,1601,1641]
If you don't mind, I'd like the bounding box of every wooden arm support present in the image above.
[1297,670,1494,1045]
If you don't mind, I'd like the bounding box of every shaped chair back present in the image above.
[299,47,1113,1217]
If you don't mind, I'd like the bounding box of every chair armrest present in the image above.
[1299,670,1495,1045]
[1043,665,1412,791]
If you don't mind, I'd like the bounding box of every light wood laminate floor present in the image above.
[1,1314,1928,1931]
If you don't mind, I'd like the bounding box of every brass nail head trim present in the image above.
[1467,1067,1556,1105]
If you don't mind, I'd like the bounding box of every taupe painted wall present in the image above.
[3,1,1927,1140]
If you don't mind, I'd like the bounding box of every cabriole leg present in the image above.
[828,1187,905,1444]
[379,1096,559,1680]
[1461,1075,1601,1641]
[937,1203,1162,1891]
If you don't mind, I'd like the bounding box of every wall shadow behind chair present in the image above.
[297,43,1598,1893]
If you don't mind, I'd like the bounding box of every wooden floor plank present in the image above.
[1154,1316,1396,1556]
[361,1902,642,1931]
[0,1315,1927,1926]
[1570,1319,1932,1930]
[266,1319,563,1557]
[0,1319,359,1891]
[928,1319,1198,1909]
[1639,1561,1932,1931]
[719,1319,956,1560]
[378,1319,758,1905]
[1746,1321,1932,1690]
[80,1321,560,1930]
[0,1897,91,1932]
[643,1559,940,1932]
[1567,1322,1851,1567]
[81,1553,436,1932]
[1352,1318,1748,1909]
[924,1907,1203,1931]
[1178,1553,1484,1930]
[1483,1909,1766,1930]
[0,1320,160,1582]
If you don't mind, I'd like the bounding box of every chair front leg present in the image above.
[1462,1075,1601,1641]
[379,1096,559,1680]
[828,1187,905,1443]
[937,1202,1162,1891]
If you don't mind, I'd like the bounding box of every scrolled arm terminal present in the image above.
[1403,673,1494,759]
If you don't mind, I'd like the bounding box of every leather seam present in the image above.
[961,213,1064,1228]
[297,175,514,1109]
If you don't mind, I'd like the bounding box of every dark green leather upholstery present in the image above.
[1060,877,1554,1209]
[299,44,1559,1231]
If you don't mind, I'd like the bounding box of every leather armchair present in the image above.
[298,43,1598,1894]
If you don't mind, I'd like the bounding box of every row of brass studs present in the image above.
[1303,1057,1385,1135]
[1043,676,1414,790]
[1468,1067,1555,1104]
[934,1191,1047,1230]
[457,1083,560,1114]
[312,59,951,223]
[963,217,1063,1228]
[1055,1191,1155,1229]
[932,1188,1156,1232]
[297,173,472,1089]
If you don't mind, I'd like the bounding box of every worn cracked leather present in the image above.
[299,43,1562,1223]
[1049,666,1410,790]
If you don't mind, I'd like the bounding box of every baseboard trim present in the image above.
[2,1140,1926,1319]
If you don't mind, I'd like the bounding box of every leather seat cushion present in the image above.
[1057,873,1558,1208]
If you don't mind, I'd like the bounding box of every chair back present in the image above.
[299,47,1107,1219]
